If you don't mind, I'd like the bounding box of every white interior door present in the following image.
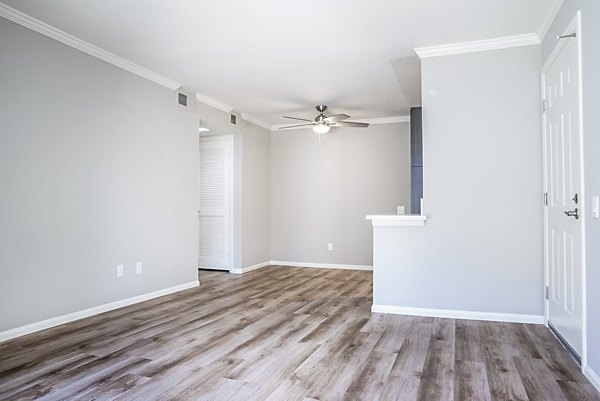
[198,137,232,271]
[543,14,583,358]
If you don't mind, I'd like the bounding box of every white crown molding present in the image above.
[0,2,181,90]
[414,33,540,59]
[0,280,199,343]
[371,304,545,324]
[537,0,565,41]
[195,93,234,114]
[240,113,272,130]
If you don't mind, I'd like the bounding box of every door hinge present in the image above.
[544,192,549,206]
[545,286,549,300]
[542,99,546,114]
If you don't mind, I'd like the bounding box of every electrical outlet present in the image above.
[328,243,333,251]
[136,262,143,275]
[593,196,599,219]
[117,264,124,278]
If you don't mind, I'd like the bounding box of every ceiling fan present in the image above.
[278,105,369,134]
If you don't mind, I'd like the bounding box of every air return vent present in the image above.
[230,114,237,125]
[178,92,188,107]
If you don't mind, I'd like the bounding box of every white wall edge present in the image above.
[0,3,181,90]
[195,92,234,114]
[536,0,565,41]
[584,365,600,394]
[271,261,373,271]
[414,33,541,59]
[0,280,199,343]
[230,261,271,275]
[366,214,427,227]
[240,113,272,130]
[371,304,545,324]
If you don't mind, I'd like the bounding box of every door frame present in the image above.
[541,10,587,369]
[199,134,234,272]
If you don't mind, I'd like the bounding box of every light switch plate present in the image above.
[327,243,333,251]
[136,262,143,275]
[592,196,599,219]
[117,264,124,278]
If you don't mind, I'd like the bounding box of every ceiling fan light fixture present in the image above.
[313,124,330,134]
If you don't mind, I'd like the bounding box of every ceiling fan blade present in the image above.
[282,116,312,122]
[333,121,369,128]
[323,114,350,123]
[278,123,315,130]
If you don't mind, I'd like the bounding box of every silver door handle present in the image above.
[564,208,579,219]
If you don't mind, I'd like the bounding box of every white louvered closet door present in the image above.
[198,138,231,270]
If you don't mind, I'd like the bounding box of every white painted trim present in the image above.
[537,0,565,41]
[230,261,270,275]
[271,115,410,131]
[198,267,229,271]
[414,33,540,59]
[0,280,199,343]
[584,365,600,394]
[371,304,545,324]
[271,261,373,271]
[0,3,181,90]
[576,10,588,373]
[240,113,271,131]
[366,214,427,227]
[195,92,234,114]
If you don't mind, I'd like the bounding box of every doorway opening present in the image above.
[198,135,233,271]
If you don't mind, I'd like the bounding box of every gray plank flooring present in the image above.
[0,266,598,401]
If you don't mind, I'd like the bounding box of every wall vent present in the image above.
[178,92,188,107]
[230,114,237,125]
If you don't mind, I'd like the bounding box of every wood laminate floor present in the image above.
[0,266,598,401]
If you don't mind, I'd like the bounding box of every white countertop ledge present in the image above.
[366,214,427,227]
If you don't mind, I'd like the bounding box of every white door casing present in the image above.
[198,136,233,271]
[542,12,585,359]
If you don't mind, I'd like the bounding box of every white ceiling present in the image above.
[3,0,556,124]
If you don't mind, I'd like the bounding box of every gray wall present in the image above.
[374,45,544,316]
[0,19,199,332]
[197,105,271,270]
[242,124,271,267]
[271,124,411,266]
[542,0,600,376]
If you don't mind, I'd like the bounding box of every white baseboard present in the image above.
[271,260,373,271]
[0,280,199,343]
[371,304,545,324]
[584,365,600,394]
[230,261,270,275]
